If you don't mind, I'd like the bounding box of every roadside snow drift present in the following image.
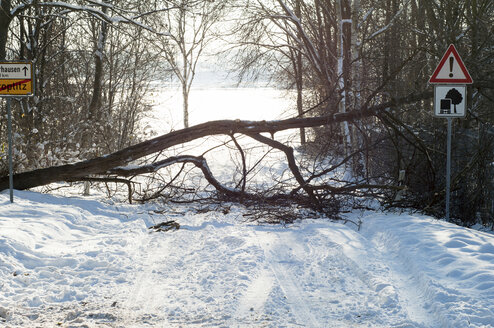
[1,190,494,327]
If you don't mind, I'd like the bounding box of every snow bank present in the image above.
[356,212,494,327]
[0,190,149,325]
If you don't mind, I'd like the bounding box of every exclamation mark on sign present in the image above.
[449,57,454,78]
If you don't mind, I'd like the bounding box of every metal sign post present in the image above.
[429,45,473,220]
[1,61,34,203]
[432,85,466,221]
[445,118,452,220]
[6,98,14,203]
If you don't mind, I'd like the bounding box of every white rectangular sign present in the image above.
[0,62,34,97]
[0,63,32,79]
[434,85,466,117]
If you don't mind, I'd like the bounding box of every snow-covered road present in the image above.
[1,190,494,327]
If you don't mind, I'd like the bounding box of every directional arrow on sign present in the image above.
[0,62,34,96]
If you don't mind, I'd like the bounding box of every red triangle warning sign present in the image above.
[429,44,473,84]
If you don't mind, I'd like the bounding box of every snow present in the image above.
[359,8,374,29]
[1,190,493,327]
[10,2,161,35]
[10,1,34,17]
[367,5,406,41]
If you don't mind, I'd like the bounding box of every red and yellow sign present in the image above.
[0,62,34,97]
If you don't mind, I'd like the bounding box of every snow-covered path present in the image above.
[1,190,494,327]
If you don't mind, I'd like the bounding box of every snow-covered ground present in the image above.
[1,189,494,327]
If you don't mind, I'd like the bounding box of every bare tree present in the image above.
[153,0,227,128]
[0,0,165,173]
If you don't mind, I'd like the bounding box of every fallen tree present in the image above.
[0,90,432,192]
[0,90,435,218]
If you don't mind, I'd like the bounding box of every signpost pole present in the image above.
[7,97,14,203]
[430,45,473,221]
[0,61,34,202]
[445,117,452,220]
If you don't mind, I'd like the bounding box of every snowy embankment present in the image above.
[1,190,493,327]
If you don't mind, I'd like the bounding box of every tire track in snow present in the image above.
[254,230,321,328]
[120,233,172,326]
[369,229,467,327]
[232,266,275,322]
[251,226,412,327]
[318,228,434,327]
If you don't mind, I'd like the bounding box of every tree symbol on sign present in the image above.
[445,88,463,114]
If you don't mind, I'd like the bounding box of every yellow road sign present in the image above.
[0,62,34,97]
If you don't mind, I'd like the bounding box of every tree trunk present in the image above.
[0,0,12,60]
[294,0,306,145]
[84,5,109,150]
[182,81,189,128]
[336,0,352,154]
[88,18,108,121]
[0,89,433,191]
